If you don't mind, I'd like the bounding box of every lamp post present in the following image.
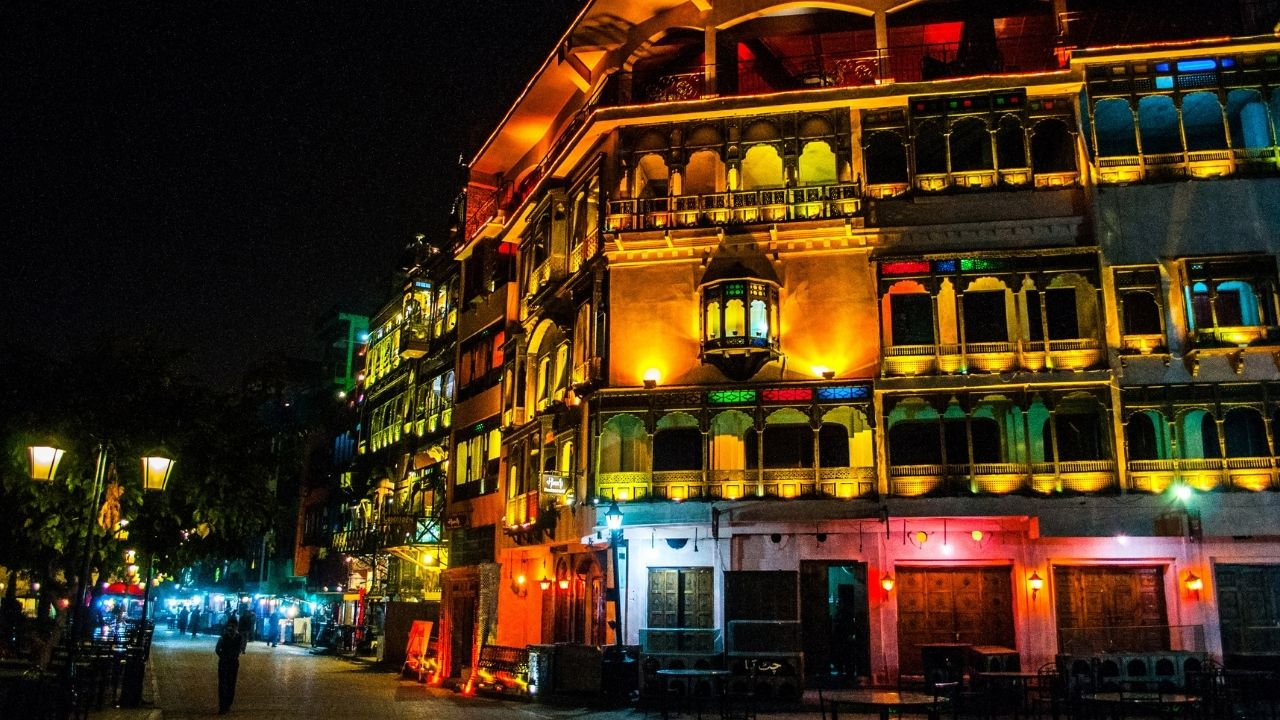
[604,500,624,648]
[27,442,174,716]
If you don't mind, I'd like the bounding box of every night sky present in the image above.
[5,2,583,387]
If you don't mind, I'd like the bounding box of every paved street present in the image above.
[116,629,644,720]
[98,629,870,720]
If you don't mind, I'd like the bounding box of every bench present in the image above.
[475,645,531,695]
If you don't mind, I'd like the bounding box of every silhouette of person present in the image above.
[215,618,243,714]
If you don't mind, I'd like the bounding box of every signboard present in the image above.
[542,473,568,495]
[445,513,469,530]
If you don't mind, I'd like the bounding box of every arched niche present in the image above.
[598,414,651,473]
[685,149,726,195]
[882,279,933,347]
[1045,272,1100,340]
[711,409,755,471]
[1182,92,1227,151]
[820,406,873,468]
[1225,88,1271,150]
[1223,407,1269,458]
[865,130,908,184]
[687,123,723,147]
[962,277,1014,344]
[1121,290,1163,336]
[798,140,838,186]
[950,117,993,171]
[1031,118,1076,172]
[1053,394,1110,462]
[743,119,781,143]
[635,153,669,198]
[914,119,947,174]
[741,144,784,189]
[1177,408,1221,459]
[995,115,1027,170]
[654,411,702,471]
[1093,98,1138,156]
[1125,410,1170,461]
[763,408,813,469]
[1137,95,1182,155]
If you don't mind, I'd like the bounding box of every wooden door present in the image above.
[1054,565,1167,653]
[896,566,1014,675]
[1216,564,1280,654]
[800,562,870,680]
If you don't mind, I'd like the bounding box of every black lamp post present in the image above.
[27,442,174,716]
[604,500,624,648]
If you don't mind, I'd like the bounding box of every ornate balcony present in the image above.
[1128,457,1275,493]
[882,338,1104,376]
[398,322,430,359]
[605,182,862,233]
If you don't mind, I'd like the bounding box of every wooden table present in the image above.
[1080,691,1199,719]
[823,688,944,720]
[656,668,732,720]
[973,671,1041,719]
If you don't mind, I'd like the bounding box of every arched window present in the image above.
[710,410,754,471]
[798,141,837,186]
[1122,291,1163,335]
[705,300,721,339]
[915,120,947,174]
[1094,99,1138,156]
[1179,409,1221,459]
[685,150,725,195]
[970,417,1002,464]
[1056,405,1108,461]
[653,413,703,473]
[1031,119,1076,172]
[950,117,993,172]
[1224,408,1269,457]
[1226,88,1271,150]
[963,289,1009,343]
[1182,92,1227,151]
[725,299,745,337]
[820,407,873,468]
[1138,95,1182,155]
[1187,281,1213,330]
[888,422,942,465]
[749,299,768,338]
[763,410,813,469]
[635,154,669,198]
[741,145,784,189]
[865,131,908,184]
[598,415,650,473]
[1126,412,1161,461]
[995,116,1026,170]
[1216,280,1261,326]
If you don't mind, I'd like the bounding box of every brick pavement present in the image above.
[90,629,892,720]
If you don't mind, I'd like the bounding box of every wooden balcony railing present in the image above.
[883,338,1103,375]
[606,182,861,232]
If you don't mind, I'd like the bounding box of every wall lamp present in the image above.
[643,369,660,389]
[1028,571,1044,601]
[880,575,895,593]
[1185,572,1203,597]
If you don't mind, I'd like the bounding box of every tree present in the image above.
[0,339,278,610]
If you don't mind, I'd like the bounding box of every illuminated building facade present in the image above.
[444,0,1280,690]
[311,237,456,651]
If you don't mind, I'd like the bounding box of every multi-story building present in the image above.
[307,237,457,657]
[442,0,1280,693]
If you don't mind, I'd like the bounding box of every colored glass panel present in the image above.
[817,386,869,401]
[883,260,931,276]
[708,389,757,404]
[1155,76,1174,89]
[725,283,744,297]
[1176,59,1216,72]
[960,258,1001,272]
[762,388,814,402]
[933,260,957,272]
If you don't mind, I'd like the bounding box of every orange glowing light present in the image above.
[970,530,984,542]
[558,578,570,590]
[1028,571,1044,600]
[880,575,895,592]
[1185,573,1203,592]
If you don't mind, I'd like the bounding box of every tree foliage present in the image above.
[0,339,277,590]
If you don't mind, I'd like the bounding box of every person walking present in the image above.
[267,606,281,647]
[190,607,202,637]
[177,606,189,635]
[214,618,243,714]
[237,606,256,652]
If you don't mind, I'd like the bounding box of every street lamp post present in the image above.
[604,500,624,648]
[27,442,174,717]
